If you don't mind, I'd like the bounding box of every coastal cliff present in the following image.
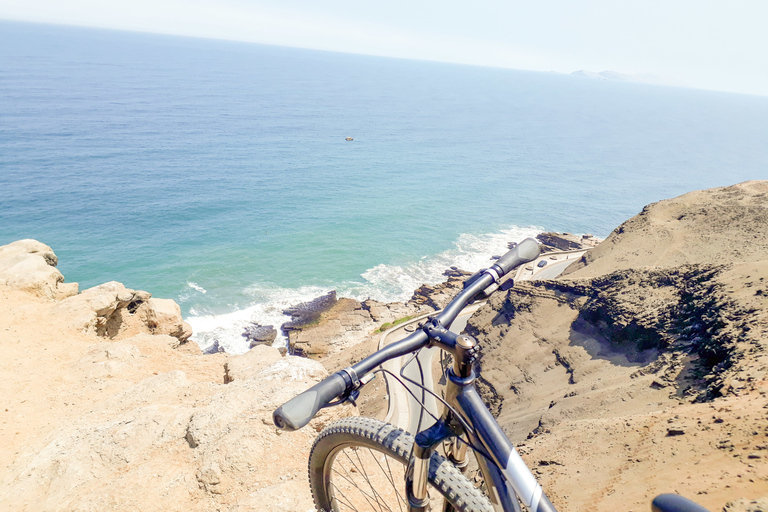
[0,181,766,511]
[0,241,355,511]
[466,181,768,511]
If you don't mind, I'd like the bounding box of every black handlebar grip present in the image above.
[652,494,711,512]
[493,237,541,275]
[273,372,349,431]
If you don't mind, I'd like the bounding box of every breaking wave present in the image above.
[186,225,542,355]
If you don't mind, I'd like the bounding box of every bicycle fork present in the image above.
[405,330,477,512]
[406,420,457,511]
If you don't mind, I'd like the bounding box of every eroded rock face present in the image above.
[286,297,373,357]
[0,239,77,299]
[469,261,768,439]
[54,281,191,345]
[462,181,768,512]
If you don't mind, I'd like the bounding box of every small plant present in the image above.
[374,315,415,334]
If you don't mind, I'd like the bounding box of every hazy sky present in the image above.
[2,0,767,96]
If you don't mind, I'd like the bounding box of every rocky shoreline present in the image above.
[240,232,598,360]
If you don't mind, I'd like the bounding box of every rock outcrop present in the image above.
[54,281,192,345]
[0,246,356,511]
[409,267,473,310]
[0,239,78,299]
[281,290,338,332]
[286,297,378,358]
[282,267,476,359]
[241,323,277,348]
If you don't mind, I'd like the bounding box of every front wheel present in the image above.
[309,416,494,512]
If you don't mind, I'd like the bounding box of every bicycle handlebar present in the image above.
[492,237,541,275]
[273,371,349,431]
[273,237,541,430]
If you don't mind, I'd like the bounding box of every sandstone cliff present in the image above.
[466,181,768,512]
[0,241,354,512]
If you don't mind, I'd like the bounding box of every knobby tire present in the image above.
[309,416,494,512]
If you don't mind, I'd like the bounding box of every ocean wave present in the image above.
[186,284,330,355]
[186,226,542,355]
[187,282,207,294]
[342,225,543,303]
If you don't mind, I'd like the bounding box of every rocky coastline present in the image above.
[1,181,767,511]
[241,232,596,360]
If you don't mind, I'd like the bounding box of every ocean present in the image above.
[2,21,767,353]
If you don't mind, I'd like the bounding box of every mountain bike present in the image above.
[273,238,712,512]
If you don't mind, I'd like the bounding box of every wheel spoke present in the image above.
[352,447,394,512]
[333,449,386,511]
[375,452,406,511]
[328,479,361,511]
[331,465,382,507]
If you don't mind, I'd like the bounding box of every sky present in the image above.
[2,0,767,97]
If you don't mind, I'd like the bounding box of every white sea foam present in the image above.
[186,284,330,355]
[342,225,543,303]
[187,226,543,355]
[187,282,207,294]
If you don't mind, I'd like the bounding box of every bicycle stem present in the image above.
[349,271,496,379]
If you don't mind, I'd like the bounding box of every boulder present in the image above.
[224,345,283,383]
[242,323,277,347]
[0,239,78,299]
[56,281,151,336]
[146,298,192,343]
[55,282,190,344]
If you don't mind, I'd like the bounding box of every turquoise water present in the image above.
[2,21,767,352]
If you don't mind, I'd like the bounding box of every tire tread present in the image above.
[309,416,493,512]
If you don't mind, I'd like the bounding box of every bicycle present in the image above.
[273,238,712,512]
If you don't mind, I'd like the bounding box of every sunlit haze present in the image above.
[2,0,767,96]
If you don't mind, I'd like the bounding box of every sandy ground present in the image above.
[0,284,352,512]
